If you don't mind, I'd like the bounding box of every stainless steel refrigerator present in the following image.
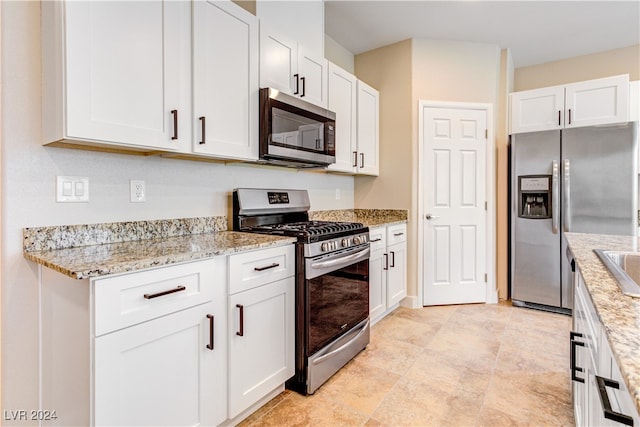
[510,122,638,312]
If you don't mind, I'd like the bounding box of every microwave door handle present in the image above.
[563,159,571,232]
[552,160,559,234]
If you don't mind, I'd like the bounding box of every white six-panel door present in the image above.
[423,107,487,305]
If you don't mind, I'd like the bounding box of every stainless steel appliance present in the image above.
[259,88,336,168]
[510,123,638,313]
[233,188,370,394]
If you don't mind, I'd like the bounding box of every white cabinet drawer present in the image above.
[94,259,217,336]
[229,245,295,294]
[369,227,387,253]
[387,223,407,245]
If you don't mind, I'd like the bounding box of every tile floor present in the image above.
[240,302,574,427]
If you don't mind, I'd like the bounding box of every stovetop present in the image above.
[249,220,365,237]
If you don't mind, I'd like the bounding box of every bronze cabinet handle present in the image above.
[206,314,214,350]
[236,304,244,336]
[300,76,306,97]
[390,251,396,268]
[383,253,389,271]
[293,74,300,95]
[171,110,178,140]
[199,116,206,145]
[353,151,358,167]
[143,285,186,299]
[360,152,365,168]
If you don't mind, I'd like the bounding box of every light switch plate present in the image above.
[56,176,89,203]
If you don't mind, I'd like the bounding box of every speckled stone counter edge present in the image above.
[310,209,408,227]
[23,216,229,252]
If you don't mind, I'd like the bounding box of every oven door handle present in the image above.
[310,247,370,270]
[311,319,370,365]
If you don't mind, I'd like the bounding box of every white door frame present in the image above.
[417,100,498,305]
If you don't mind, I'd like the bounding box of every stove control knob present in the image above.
[321,242,328,252]
[341,238,350,247]
[353,236,362,245]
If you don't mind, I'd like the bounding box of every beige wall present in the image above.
[515,44,640,91]
[497,49,514,300]
[355,39,504,301]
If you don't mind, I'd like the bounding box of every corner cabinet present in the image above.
[42,0,259,162]
[369,223,407,324]
[192,0,259,161]
[326,62,380,176]
[42,1,192,152]
[571,267,640,427]
[510,75,629,134]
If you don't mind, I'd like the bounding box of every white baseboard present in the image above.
[400,295,420,308]
[486,287,499,304]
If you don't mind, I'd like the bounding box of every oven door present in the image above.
[305,245,370,355]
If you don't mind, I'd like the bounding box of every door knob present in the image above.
[425,214,440,220]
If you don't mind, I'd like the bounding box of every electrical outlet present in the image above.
[130,180,146,202]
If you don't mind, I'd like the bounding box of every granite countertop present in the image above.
[564,232,640,414]
[310,209,408,228]
[23,217,295,280]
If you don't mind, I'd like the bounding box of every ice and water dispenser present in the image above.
[517,175,551,219]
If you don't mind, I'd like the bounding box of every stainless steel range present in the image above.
[233,188,370,395]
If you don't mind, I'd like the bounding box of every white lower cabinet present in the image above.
[572,267,639,427]
[227,246,295,420]
[369,223,407,324]
[38,244,296,426]
[94,302,226,426]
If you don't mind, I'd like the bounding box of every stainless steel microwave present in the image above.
[259,88,336,168]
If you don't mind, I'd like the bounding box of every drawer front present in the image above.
[229,245,295,294]
[94,259,217,336]
[387,223,407,245]
[369,227,387,252]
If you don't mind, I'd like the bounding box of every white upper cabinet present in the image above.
[192,0,259,161]
[259,23,328,108]
[326,63,380,176]
[510,75,630,134]
[357,80,380,176]
[327,62,358,173]
[42,1,192,152]
[510,86,565,134]
[257,1,327,108]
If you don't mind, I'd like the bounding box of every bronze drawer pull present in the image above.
[143,285,186,300]
[254,263,279,272]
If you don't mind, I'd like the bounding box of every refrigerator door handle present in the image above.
[563,159,571,232]
[552,160,559,234]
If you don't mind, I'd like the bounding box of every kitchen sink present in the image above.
[593,249,640,298]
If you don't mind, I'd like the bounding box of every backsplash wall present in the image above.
[1,1,354,420]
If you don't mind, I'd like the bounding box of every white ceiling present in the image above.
[324,1,640,68]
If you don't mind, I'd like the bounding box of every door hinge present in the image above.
[485,201,487,210]
[485,129,488,139]
[484,273,487,282]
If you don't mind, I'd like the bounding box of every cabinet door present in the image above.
[356,80,380,176]
[327,62,357,173]
[387,240,407,307]
[297,46,328,108]
[64,1,191,150]
[565,75,629,128]
[510,86,565,134]
[94,302,226,426]
[193,0,258,160]
[259,24,297,96]
[228,277,295,418]
[369,248,387,324]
